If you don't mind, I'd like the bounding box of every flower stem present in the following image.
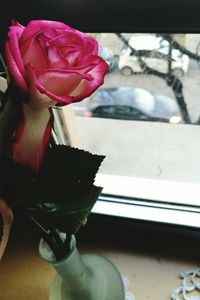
[63,233,72,255]
[50,228,66,259]
[23,211,63,260]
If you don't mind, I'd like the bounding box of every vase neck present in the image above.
[39,235,90,297]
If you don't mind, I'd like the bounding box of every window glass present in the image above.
[71,33,200,198]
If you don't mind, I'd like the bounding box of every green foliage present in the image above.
[0,145,105,235]
[26,184,102,234]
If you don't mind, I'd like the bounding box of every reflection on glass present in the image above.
[72,34,200,185]
[73,33,200,125]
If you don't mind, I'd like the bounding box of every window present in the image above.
[64,33,200,228]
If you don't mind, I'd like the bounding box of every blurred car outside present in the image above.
[98,46,118,72]
[118,34,189,77]
[83,86,182,124]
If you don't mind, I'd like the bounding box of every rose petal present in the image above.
[7,23,26,77]
[5,42,29,93]
[85,37,99,55]
[70,56,108,101]
[21,37,48,72]
[48,46,69,69]
[51,32,84,66]
[50,31,83,48]
[27,57,107,105]
[35,81,73,105]
[52,31,99,65]
[50,61,98,74]
[70,30,99,56]
[25,64,57,108]
[64,47,82,66]
[80,36,99,61]
[38,69,92,95]
[20,20,75,44]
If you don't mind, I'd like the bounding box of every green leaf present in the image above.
[21,146,105,234]
[0,145,105,235]
[26,185,102,234]
[17,145,105,206]
[39,145,105,187]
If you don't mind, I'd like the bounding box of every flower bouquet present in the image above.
[0,20,125,299]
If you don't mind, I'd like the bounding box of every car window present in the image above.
[94,105,141,119]
[117,106,140,117]
[98,106,116,114]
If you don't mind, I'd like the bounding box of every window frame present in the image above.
[56,106,200,229]
[93,174,200,228]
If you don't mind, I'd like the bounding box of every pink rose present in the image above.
[5,20,108,107]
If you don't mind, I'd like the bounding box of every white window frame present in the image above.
[55,106,200,229]
[93,174,200,228]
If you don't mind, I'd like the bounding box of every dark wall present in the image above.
[0,0,200,49]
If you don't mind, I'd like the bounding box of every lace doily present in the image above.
[122,276,136,300]
[171,268,200,300]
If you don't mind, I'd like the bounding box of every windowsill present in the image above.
[74,117,200,227]
[92,174,200,228]
[95,173,200,206]
[0,216,200,300]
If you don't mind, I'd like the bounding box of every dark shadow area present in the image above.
[9,211,200,264]
[77,213,200,262]
[1,0,200,51]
